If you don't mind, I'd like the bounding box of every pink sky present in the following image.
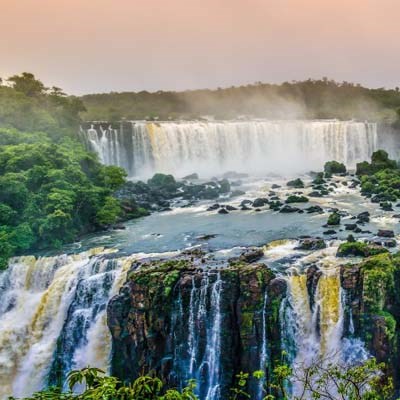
[1,0,399,94]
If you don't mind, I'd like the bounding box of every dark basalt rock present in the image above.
[271,184,281,189]
[357,211,370,223]
[207,203,220,211]
[345,223,358,231]
[182,173,199,180]
[305,205,323,213]
[287,178,305,188]
[225,205,238,211]
[229,247,264,264]
[240,199,253,207]
[295,238,326,251]
[218,208,229,214]
[279,205,300,213]
[241,205,251,211]
[252,198,269,208]
[323,229,337,235]
[107,255,286,400]
[377,229,395,238]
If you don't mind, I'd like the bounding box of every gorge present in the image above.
[1,120,400,400]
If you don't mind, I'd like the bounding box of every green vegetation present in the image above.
[0,73,134,269]
[12,358,392,400]
[337,239,388,258]
[324,160,347,177]
[286,178,304,188]
[285,195,308,204]
[80,78,400,125]
[327,211,341,226]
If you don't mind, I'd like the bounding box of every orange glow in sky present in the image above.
[1,0,399,94]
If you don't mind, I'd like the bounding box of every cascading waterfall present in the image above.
[281,246,368,398]
[185,272,223,400]
[0,249,129,399]
[257,290,269,400]
[81,120,378,178]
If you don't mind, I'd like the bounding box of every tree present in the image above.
[8,72,46,97]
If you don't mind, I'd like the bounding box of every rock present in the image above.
[287,178,305,188]
[207,203,220,211]
[377,230,395,238]
[327,212,341,226]
[323,229,337,235]
[218,208,229,214]
[112,223,126,230]
[345,223,358,231]
[279,205,300,213]
[337,241,388,257]
[241,205,251,211]
[196,234,217,240]
[240,199,253,207]
[324,161,347,176]
[225,205,238,211]
[357,211,370,223]
[182,173,199,180]
[305,205,323,214]
[380,202,393,211]
[237,248,264,263]
[285,195,309,204]
[252,198,269,207]
[295,238,326,251]
[271,184,281,189]
[308,191,323,197]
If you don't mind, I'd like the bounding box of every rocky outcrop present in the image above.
[107,255,286,399]
[340,253,400,387]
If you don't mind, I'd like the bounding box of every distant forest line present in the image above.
[80,78,400,125]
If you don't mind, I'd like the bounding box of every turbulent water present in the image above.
[0,248,131,398]
[81,120,379,178]
[3,121,399,399]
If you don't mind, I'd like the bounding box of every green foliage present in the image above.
[327,211,341,226]
[286,178,304,189]
[324,160,346,177]
[285,195,308,204]
[337,241,388,258]
[80,79,400,124]
[0,74,134,269]
[356,150,398,176]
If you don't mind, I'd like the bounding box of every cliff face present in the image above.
[107,255,286,399]
[340,253,400,387]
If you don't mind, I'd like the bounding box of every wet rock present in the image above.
[295,238,326,251]
[241,205,251,211]
[182,173,199,180]
[279,205,300,213]
[240,199,253,207]
[252,198,269,207]
[377,230,395,238]
[323,229,337,235]
[218,208,229,214]
[357,211,370,223]
[196,234,217,241]
[237,247,264,263]
[305,205,323,214]
[380,202,393,211]
[207,203,220,211]
[225,205,238,211]
[285,195,309,204]
[345,223,358,231]
[308,191,323,197]
[271,184,281,189]
[286,178,304,188]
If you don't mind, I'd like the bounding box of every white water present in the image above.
[81,120,378,178]
[0,249,129,398]
[186,272,223,400]
[280,245,369,398]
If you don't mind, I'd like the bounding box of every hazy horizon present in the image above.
[1,0,400,95]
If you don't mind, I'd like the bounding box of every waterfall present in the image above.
[0,249,129,399]
[80,120,378,178]
[184,272,223,400]
[257,290,269,400]
[281,247,368,398]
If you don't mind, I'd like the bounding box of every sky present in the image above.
[1,0,399,95]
